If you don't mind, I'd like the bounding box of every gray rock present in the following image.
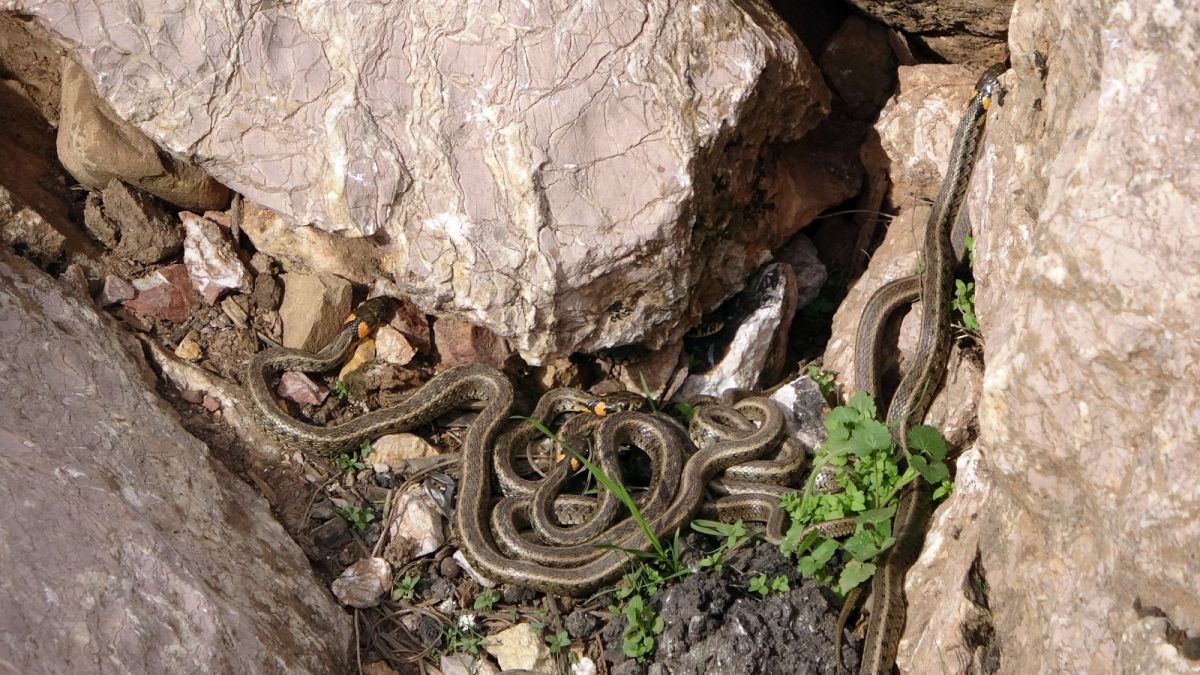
[14,1,850,363]
[0,248,351,673]
[84,180,184,264]
[182,211,252,303]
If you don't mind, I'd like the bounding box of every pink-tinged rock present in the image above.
[201,395,221,412]
[98,274,135,306]
[181,212,252,304]
[124,264,194,323]
[331,557,392,609]
[276,372,328,407]
[387,295,431,354]
[382,487,445,564]
[375,325,416,367]
[433,318,510,370]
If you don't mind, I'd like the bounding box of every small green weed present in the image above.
[392,574,419,602]
[952,280,978,332]
[779,391,952,596]
[336,505,375,534]
[332,379,350,400]
[748,573,790,597]
[804,364,839,406]
[545,629,571,654]
[441,616,485,657]
[473,588,502,612]
[690,519,753,572]
[333,439,371,473]
[612,594,664,662]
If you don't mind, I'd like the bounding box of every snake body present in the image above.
[852,64,1005,675]
[246,304,831,594]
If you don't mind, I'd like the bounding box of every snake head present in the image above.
[345,296,397,338]
[976,63,1008,109]
[585,392,646,416]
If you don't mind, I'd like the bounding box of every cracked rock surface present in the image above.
[0,249,352,673]
[13,0,855,362]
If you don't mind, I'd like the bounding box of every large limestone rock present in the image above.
[0,249,352,672]
[968,0,1200,671]
[9,0,849,363]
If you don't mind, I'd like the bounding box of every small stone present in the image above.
[180,389,204,404]
[278,272,353,350]
[531,356,580,390]
[201,395,221,412]
[484,623,554,673]
[571,656,598,675]
[174,330,203,362]
[675,263,799,398]
[368,434,440,470]
[440,653,500,675]
[312,515,352,550]
[60,263,89,297]
[375,326,416,366]
[382,487,445,564]
[565,609,601,639]
[98,275,135,307]
[433,317,510,370]
[337,339,376,380]
[111,306,151,332]
[387,295,432,353]
[614,341,683,400]
[439,556,461,580]
[453,551,497,588]
[182,211,252,304]
[768,372,830,448]
[95,180,185,263]
[124,264,195,323]
[330,557,392,609]
[249,252,276,276]
[251,272,282,310]
[220,295,250,328]
[276,372,328,406]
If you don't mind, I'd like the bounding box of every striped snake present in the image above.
[849,64,1006,674]
[245,300,844,594]
[242,60,1004,650]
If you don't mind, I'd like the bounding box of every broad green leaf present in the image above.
[908,425,947,461]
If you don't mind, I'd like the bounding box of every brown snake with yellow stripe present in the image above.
[849,64,1005,674]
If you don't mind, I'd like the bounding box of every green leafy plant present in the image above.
[612,594,664,662]
[748,574,791,597]
[392,574,420,602]
[952,279,979,332]
[473,588,502,612]
[545,629,571,654]
[804,364,839,406]
[333,439,372,473]
[332,379,350,400]
[441,617,485,657]
[336,505,375,534]
[690,519,753,572]
[779,391,952,596]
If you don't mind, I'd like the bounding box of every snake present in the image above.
[848,64,1006,674]
[246,299,850,594]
